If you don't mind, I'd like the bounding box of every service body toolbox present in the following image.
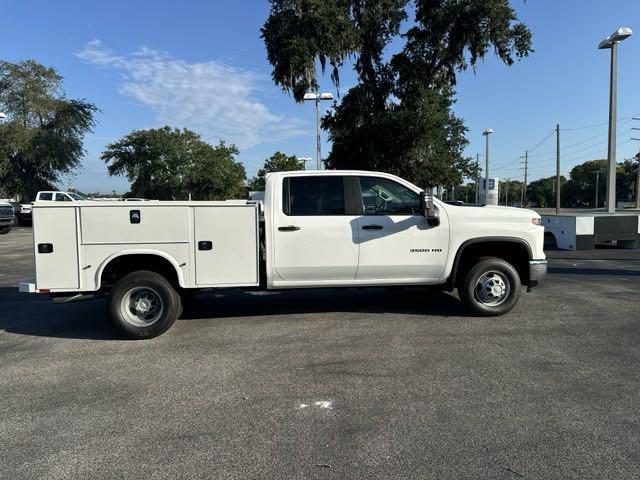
[29,201,260,293]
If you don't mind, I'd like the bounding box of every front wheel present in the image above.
[0,226,11,234]
[107,270,182,339]
[460,257,521,316]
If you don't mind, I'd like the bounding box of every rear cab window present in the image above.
[282,176,346,216]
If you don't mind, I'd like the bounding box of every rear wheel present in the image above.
[107,270,182,339]
[460,257,521,316]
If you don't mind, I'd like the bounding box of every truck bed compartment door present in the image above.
[194,206,259,286]
[33,206,80,290]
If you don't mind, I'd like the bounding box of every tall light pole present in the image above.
[598,27,633,213]
[482,129,493,204]
[303,92,334,170]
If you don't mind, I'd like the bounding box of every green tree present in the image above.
[528,176,567,208]
[451,182,476,203]
[261,0,532,187]
[498,179,524,206]
[102,127,246,200]
[0,60,98,201]
[562,159,606,208]
[248,151,304,190]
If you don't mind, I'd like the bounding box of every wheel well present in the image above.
[544,231,558,249]
[100,254,181,290]
[451,241,531,289]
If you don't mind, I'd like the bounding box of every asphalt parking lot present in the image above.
[1,226,639,479]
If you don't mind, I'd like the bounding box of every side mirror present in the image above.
[420,191,440,227]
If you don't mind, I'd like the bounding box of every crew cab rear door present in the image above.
[272,175,359,282]
[354,176,448,281]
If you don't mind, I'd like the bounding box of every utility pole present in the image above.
[592,170,600,208]
[482,129,493,204]
[632,118,640,209]
[520,150,528,207]
[556,124,561,214]
[504,179,510,206]
[636,167,640,210]
[475,153,481,204]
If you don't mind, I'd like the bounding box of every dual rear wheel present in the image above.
[107,271,181,339]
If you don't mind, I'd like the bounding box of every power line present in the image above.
[526,139,634,172]
[528,119,635,158]
[526,129,556,154]
[560,113,640,132]
[528,127,632,160]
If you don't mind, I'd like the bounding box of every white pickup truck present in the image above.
[20,170,547,339]
[19,191,89,225]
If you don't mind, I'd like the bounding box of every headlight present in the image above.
[531,217,542,226]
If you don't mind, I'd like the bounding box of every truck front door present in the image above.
[272,175,359,282]
[354,176,448,282]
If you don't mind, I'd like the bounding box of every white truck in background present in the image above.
[18,191,89,225]
[20,170,547,339]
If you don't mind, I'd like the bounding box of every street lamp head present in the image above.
[598,27,633,49]
[482,128,494,136]
[303,92,334,101]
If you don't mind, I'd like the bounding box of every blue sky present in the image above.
[2,0,639,193]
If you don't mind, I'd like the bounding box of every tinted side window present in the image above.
[359,177,421,215]
[39,193,53,201]
[283,176,345,216]
[55,193,72,202]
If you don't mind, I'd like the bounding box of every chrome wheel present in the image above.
[474,270,511,307]
[119,286,164,327]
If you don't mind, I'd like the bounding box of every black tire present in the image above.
[460,257,522,316]
[0,226,10,234]
[107,270,182,339]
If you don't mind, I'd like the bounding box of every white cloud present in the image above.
[77,40,308,149]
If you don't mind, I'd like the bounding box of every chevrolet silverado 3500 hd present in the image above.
[20,170,547,339]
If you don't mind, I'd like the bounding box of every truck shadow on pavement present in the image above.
[0,286,467,340]
[180,286,468,321]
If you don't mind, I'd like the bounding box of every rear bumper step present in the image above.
[19,280,37,293]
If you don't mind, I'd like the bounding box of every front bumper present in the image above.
[0,216,15,226]
[528,259,547,290]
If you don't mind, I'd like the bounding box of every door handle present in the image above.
[278,225,301,232]
[198,240,213,251]
[362,224,383,230]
